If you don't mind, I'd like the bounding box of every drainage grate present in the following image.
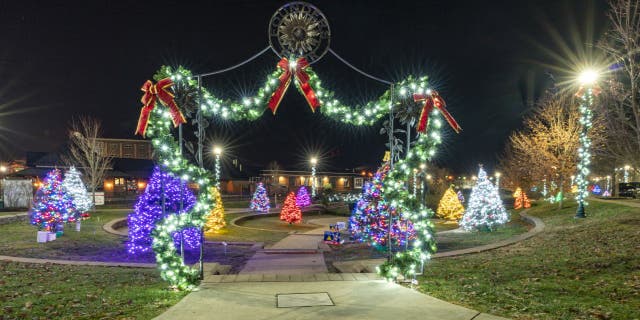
[276,292,334,308]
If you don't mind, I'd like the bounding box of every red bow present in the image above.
[268,57,320,114]
[575,85,602,98]
[135,78,186,137]
[412,91,461,134]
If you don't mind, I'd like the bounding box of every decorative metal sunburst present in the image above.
[269,2,330,63]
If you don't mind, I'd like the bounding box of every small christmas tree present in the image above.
[457,190,465,204]
[513,187,531,209]
[460,166,509,231]
[295,186,311,207]
[30,169,76,231]
[280,192,302,224]
[204,187,226,235]
[436,186,465,221]
[127,166,201,254]
[62,166,92,222]
[249,182,271,212]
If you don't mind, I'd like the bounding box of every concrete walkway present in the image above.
[240,217,348,275]
[155,280,508,320]
[590,197,640,208]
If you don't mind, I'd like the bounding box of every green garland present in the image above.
[156,65,430,125]
[146,62,449,289]
[378,122,442,281]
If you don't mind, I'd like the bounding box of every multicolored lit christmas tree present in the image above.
[204,187,226,235]
[280,192,302,224]
[30,169,76,231]
[513,187,531,209]
[62,166,92,222]
[349,164,415,248]
[460,166,509,231]
[295,186,311,207]
[249,182,270,213]
[127,166,201,254]
[436,186,465,221]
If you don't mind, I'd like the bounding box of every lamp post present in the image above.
[574,69,599,219]
[495,172,501,189]
[213,146,222,188]
[606,175,611,196]
[624,165,631,183]
[310,157,317,197]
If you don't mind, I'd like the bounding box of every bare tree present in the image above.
[597,0,640,168]
[501,94,604,208]
[65,116,113,207]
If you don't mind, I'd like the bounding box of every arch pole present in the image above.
[387,84,395,261]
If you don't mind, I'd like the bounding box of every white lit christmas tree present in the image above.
[459,166,509,231]
[62,166,93,223]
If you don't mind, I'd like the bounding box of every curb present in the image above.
[0,212,28,225]
[103,217,128,236]
[333,210,544,273]
[0,255,157,268]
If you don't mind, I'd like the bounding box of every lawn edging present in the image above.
[0,212,28,225]
[103,217,128,236]
[0,254,156,268]
[333,210,544,273]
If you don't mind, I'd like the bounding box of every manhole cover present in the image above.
[276,292,334,308]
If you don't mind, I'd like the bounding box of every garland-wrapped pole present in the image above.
[574,79,599,218]
[387,84,395,260]
[179,124,184,260]
[197,75,205,280]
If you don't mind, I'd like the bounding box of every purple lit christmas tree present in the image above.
[349,164,415,249]
[249,182,270,213]
[30,169,76,231]
[295,186,311,207]
[127,166,201,254]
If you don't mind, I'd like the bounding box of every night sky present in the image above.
[0,0,607,174]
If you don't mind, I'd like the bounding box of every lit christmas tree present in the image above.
[513,187,531,209]
[457,190,465,204]
[436,186,465,221]
[295,186,311,207]
[30,169,76,231]
[204,186,226,235]
[349,164,415,248]
[127,166,201,254]
[249,182,270,212]
[62,166,92,222]
[460,166,509,231]
[280,191,302,224]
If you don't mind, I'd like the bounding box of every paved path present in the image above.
[155,280,507,320]
[240,217,348,274]
[590,197,640,208]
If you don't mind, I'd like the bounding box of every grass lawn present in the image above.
[436,218,529,252]
[418,201,640,320]
[0,261,186,319]
[0,209,255,269]
[224,200,250,208]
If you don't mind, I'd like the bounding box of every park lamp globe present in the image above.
[213,146,223,156]
[578,69,598,85]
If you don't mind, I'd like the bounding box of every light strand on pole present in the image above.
[575,88,594,210]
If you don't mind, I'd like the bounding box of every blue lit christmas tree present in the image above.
[249,182,270,212]
[127,166,201,254]
[459,166,509,231]
[30,169,76,231]
[349,164,414,249]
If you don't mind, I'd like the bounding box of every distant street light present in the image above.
[624,165,631,183]
[310,157,318,197]
[495,172,501,189]
[213,146,222,188]
[574,69,600,219]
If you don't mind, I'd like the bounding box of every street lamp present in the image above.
[213,146,222,188]
[310,157,317,197]
[495,172,501,189]
[574,69,599,218]
[624,165,631,183]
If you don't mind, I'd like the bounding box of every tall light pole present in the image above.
[213,146,222,188]
[495,172,501,189]
[624,165,631,183]
[310,157,317,197]
[574,69,599,219]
